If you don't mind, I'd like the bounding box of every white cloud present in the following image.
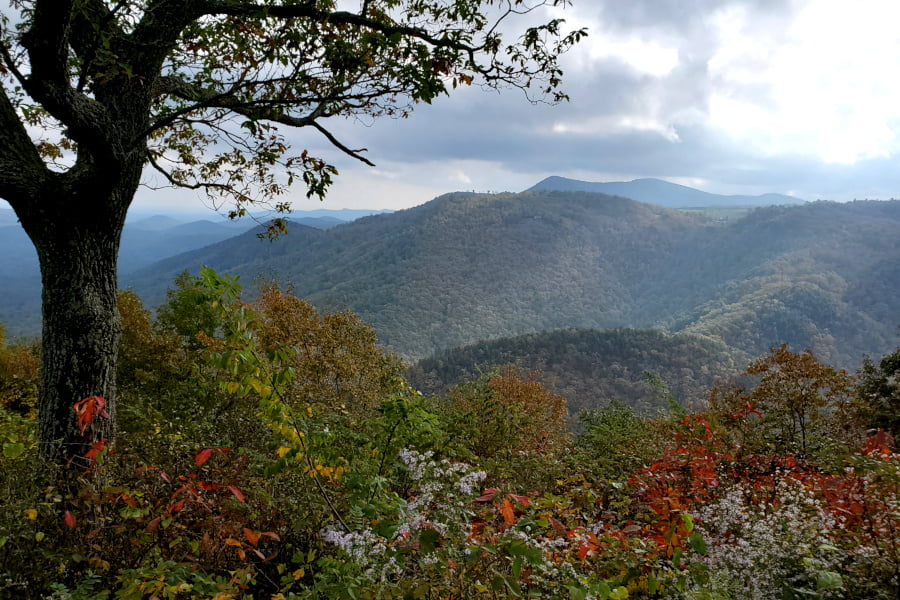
[707,0,900,164]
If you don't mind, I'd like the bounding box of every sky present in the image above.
[7,0,900,217]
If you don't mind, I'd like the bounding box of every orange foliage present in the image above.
[254,286,404,413]
[487,365,569,455]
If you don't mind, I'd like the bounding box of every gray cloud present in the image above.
[154,0,900,210]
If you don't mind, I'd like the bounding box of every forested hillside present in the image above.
[407,329,747,415]
[123,191,900,368]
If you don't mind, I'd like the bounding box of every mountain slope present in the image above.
[528,176,802,208]
[123,192,900,368]
[407,328,747,414]
[126,191,704,358]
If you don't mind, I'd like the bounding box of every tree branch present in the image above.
[146,151,231,192]
[0,86,49,207]
[201,1,482,55]
[21,1,119,160]
[310,121,374,166]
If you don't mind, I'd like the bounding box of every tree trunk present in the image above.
[21,179,132,465]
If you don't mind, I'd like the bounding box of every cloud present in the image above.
[9,0,900,216]
[312,0,900,206]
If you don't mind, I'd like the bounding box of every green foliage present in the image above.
[155,271,228,351]
[410,328,744,416]
[856,348,900,436]
[576,399,654,479]
[3,268,900,598]
[0,328,39,413]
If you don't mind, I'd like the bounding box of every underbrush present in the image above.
[2,270,897,599]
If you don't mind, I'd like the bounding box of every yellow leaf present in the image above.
[24,509,37,520]
[276,446,291,458]
[292,568,305,580]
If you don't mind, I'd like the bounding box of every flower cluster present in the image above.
[689,478,845,600]
[321,448,486,580]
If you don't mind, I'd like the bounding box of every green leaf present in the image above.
[419,528,440,553]
[2,442,25,459]
[680,512,694,533]
[609,587,629,600]
[689,531,707,555]
[816,571,843,591]
[568,585,587,600]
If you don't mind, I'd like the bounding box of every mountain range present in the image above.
[528,176,802,208]
[2,181,897,377]
[115,189,899,370]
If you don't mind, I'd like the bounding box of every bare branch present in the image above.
[311,121,375,166]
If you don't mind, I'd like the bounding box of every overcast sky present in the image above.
[271,0,900,212]
[8,0,900,217]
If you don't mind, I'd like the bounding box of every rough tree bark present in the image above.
[14,168,141,462]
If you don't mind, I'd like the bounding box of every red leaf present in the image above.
[260,531,280,541]
[160,471,171,483]
[168,499,186,514]
[84,439,108,466]
[228,485,246,503]
[194,448,213,466]
[63,510,76,529]
[509,494,530,507]
[146,517,161,532]
[474,487,499,502]
[169,486,186,503]
[243,528,260,547]
[577,541,590,560]
[549,517,566,534]
[863,429,895,457]
[73,396,108,435]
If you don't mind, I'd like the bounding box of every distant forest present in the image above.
[116,191,900,370]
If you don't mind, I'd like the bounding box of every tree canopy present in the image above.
[1,0,583,222]
[0,0,583,462]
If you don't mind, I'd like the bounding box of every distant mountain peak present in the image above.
[526,176,802,208]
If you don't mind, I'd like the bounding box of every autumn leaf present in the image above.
[73,396,109,434]
[63,511,76,529]
[509,494,530,507]
[243,528,260,547]
[500,498,515,524]
[474,487,499,502]
[194,448,213,466]
[228,485,246,503]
